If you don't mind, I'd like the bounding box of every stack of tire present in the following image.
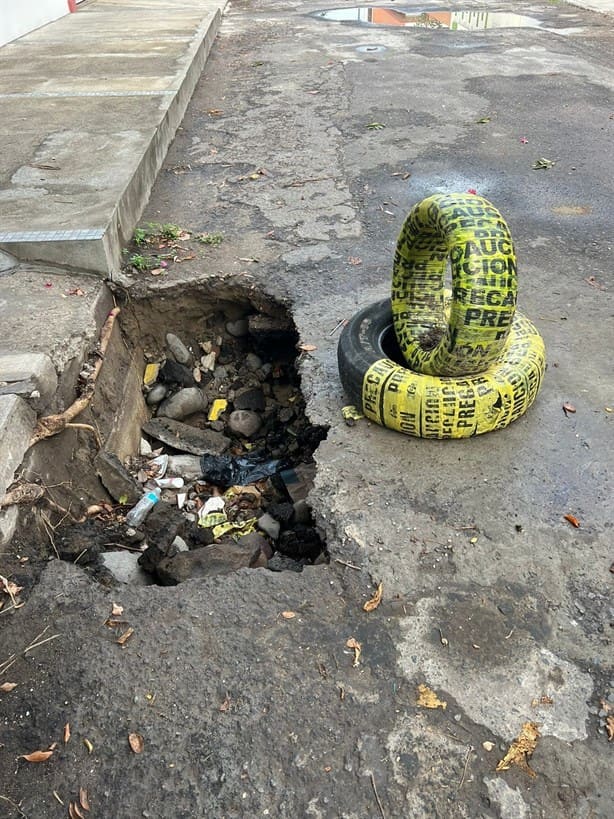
[337,193,545,438]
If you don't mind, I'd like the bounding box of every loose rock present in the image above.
[226,318,249,337]
[257,513,281,541]
[146,384,168,406]
[159,359,196,387]
[166,333,192,365]
[278,525,323,561]
[245,353,263,372]
[157,387,208,420]
[228,409,262,438]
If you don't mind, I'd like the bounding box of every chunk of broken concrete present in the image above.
[143,417,230,455]
[101,551,155,586]
[156,540,265,585]
[137,502,186,573]
[95,450,142,504]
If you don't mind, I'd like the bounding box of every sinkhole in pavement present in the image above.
[20,282,330,587]
[310,8,543,31]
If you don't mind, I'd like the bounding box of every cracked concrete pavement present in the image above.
[1,0,613,816]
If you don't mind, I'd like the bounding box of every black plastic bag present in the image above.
[200,452,285,486]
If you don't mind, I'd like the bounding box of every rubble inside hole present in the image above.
[56,295,329,586]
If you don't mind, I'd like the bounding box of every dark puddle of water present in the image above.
[310,8,543,31]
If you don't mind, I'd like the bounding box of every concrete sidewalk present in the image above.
[0,0,224,275]
[0,0,224,543]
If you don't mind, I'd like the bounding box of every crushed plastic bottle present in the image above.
[125,487,161,527]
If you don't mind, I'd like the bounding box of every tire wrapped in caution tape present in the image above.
[392,193,517,376]
[337,299,545,439]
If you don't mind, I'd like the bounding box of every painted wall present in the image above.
[0,0,73,48]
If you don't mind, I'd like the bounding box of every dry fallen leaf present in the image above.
[69,801,86,819]
[297,343,317,353]
[281,611,296,619]
[0,682,17,692]
[79,787,90,812]
[416,683,447,710]
[21,749,53,762]
[219,694,232,713]
[496,721,541,776]
[83,738,94,755]
[606,716,614,741]
[363,581,383,612]
[531,695,554,707]
[346,637,362,667]
[63,722,71,743]
[564,513,580,528]
[111,603,124,616]
[0,575,23,598]
[128,732,144,754]
[117,627,134,645]
[79,786,90,812]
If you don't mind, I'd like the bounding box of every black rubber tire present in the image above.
[338,299,395,408]
[338,299,545,439]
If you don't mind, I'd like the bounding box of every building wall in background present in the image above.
[0,0,74,48]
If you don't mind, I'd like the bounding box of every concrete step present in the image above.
[0,0,225,276]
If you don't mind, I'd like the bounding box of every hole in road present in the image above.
[15,283,330,586]
[310,8,543,31]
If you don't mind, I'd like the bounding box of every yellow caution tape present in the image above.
[198,512,227,529]
[212,518,258,540]
[362,310,545,438]
[392,193,517,376]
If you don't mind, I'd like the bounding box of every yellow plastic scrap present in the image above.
[208,399,228,421]
[143,362,160,386]
[342,405,364,421]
